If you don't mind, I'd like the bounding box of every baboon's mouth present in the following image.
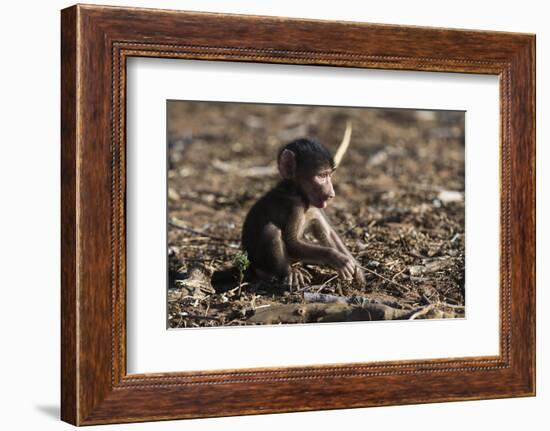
[313,199,329,209]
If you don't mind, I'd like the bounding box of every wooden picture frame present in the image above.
[61,4,535,425]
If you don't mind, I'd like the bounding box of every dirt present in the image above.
[166,101,465,328]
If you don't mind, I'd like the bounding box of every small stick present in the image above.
[333,121,353,167]
[169,218,240,246]
[314,274,339,293]
[437,302,465,309]
[408,304,435,320]
[391,267,407,281]
[421,293,433,304]
[227,282,249,295]
[179,314,220,321]
[292,274,337,293]
[358,265,411,292]
[168,295,196,302]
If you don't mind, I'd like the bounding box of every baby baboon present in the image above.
[242,138,365,290]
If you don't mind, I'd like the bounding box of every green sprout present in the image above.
[233,251,250,297]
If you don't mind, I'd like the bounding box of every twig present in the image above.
[315,274,339,293]
[168,295,197,302]
[227,282,249,295]
[437,302,465,309]
[358,264,411,292]
[421,293,432,304]
[334,121,353,167]
[303,292,347,304]
[391,267,407,281]
[293,273,339,294]
[169,218,240,247]
[179,313,220,321]
[408,304,435,320]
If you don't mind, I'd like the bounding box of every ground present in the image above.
[166,101,465,328]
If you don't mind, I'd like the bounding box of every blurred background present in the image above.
[167,100,465,327]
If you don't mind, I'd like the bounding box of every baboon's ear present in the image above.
[278,149,296,179]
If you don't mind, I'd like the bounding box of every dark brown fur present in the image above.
[242,139,366,289]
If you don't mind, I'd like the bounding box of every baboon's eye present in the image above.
[318,170,334,181]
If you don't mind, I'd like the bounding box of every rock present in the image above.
[174,265,215,298]
[168,187,180,201]
[409,265,424,277]
[409,260,447,276]
[437,190,463,204]
[368,151,388,167]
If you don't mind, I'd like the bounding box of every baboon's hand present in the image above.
[329,250,356,280]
